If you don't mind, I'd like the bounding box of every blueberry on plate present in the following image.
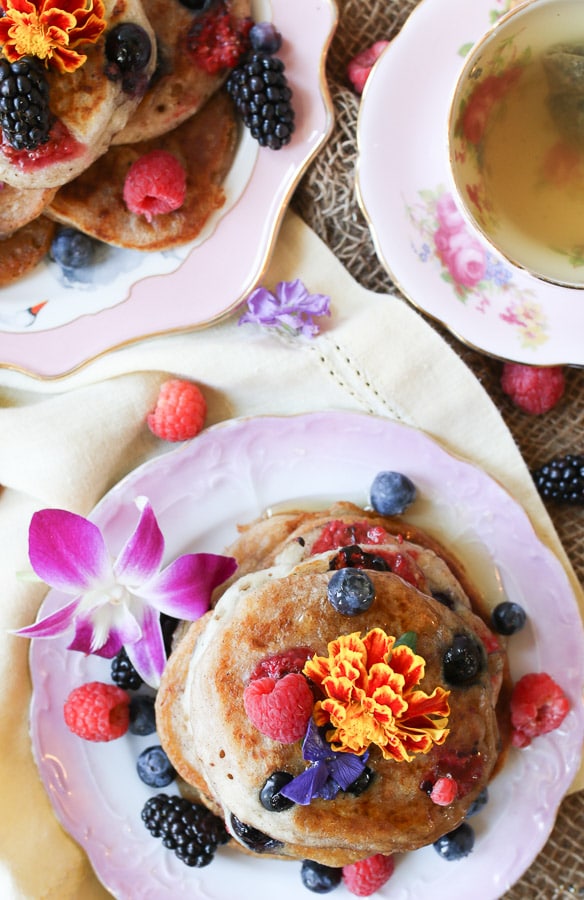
[327,568,375,616]
[50,226,96,271]
[136,745,177,787]
[129,694,156,736]
[300,859,342,893]
[249,21,282,54]
[491,600,527,635]
[433,822,475,860]
[370,470,416,516]
[465,787,488,818]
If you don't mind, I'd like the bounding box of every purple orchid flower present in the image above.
[14,498,237,688]
[238,278,331,337]
[280,718,369,806]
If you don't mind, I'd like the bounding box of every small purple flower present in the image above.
[279,719,369,806]
[238,279,331,337]
[14,498,237,687]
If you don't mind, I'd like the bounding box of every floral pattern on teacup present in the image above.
[406,188,549,349]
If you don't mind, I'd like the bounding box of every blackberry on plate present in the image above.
[532,453,584,504]
[142,793,230,867]
[111,646,143,690]
[0,56,51,151]
[300,859,342,893]
[226,50,295,150]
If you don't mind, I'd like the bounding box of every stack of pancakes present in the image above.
[0,0,250,284]
[156,502,510,866]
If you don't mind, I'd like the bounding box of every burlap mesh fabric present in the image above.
[292,0,584,896]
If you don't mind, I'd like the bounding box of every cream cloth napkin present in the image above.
[0,211,582,899]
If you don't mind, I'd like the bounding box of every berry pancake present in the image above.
[0,183,56,235]
[47,90,238,251]
[0,215,55,286]
[113,0,252,145]
[0,0,157,190]
[157,550,504,866]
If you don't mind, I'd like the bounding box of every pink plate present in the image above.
[30,412,584,899]
[356,0,584,365]
[0,0,336,379]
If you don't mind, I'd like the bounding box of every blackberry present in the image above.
[0,56,51,151]
[532,453,584,504]
[142,793,230,867]
[226,50,295,150]
[111,647,143,690]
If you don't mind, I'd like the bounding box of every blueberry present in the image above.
[129,694,156,736]
[432,591,455,609]
[300,859,342,893]
[443,634,485,685]
[229,813,283,852]
[260,771,295,812]
[370,470,416,516]
[465,787,488,818]
[344,765,375,796]
[50,227,96,270]
[178,0,214,9]
[327,568,375,616]
[433,822,475,860]
[105,23,152,73]
[136,745,177,787]
[249,22,282,54]
[491,601,527,635]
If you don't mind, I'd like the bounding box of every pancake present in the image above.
[113,0,251,145]
[157,552,504,866]
[0,183,56,235]
[0,0,157,190]
[0,215,55,286]
[47,90,238,251]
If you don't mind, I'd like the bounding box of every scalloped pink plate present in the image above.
[356,0,584,365]
[0,0,336,379]
[30,412,584,899]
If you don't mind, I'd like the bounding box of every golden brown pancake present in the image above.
[157,553,504,866]
[113,0,251,145]
[0,183,56,235]
[0,215,55,286]
[47,90,238,251]
[0,0,157,190]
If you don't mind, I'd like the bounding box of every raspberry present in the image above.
[342,854,395,897]
[64,681,130,741]
[123,150,186,223]
[510,672,570,748]
[187,6,252,74]
[347,41,389,94]
[500,363,565,415]
[249,647,313,681]
[430,775,458,806]
[243,672,313,743]
[147,379,207,442]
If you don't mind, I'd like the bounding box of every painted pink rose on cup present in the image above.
[434,193,486,287]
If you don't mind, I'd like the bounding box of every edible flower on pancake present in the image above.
[0,0,107,74]
[303,628,450,762]
[13,497,237,687]
[279,718,370,806]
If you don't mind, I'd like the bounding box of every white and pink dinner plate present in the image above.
[356,0,584,366]
[0,0,336,379]
[30,412,584,899]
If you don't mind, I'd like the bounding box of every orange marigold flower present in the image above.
[0,0,107,73]
[303,628,450,762]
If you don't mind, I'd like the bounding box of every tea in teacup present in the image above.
[448,0,584,287]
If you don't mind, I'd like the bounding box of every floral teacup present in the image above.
[448,0,584,288]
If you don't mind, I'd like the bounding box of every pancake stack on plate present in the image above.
[156,501,510,867]
[0,0,250,284]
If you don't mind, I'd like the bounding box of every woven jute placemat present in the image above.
[292,0,584,895]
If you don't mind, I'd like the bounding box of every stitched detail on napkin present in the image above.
[309,337,414,424]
